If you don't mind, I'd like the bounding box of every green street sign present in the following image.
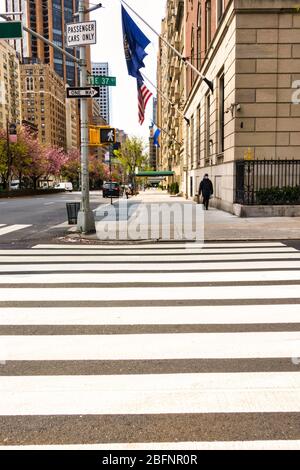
[0,21,23,39]
[88,76,116,87]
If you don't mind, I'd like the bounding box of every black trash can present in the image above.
[66,202,80,225]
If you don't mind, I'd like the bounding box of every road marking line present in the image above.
[0,225,31,237]
[0,304,299,326]
[1,270,300,284]
[0,285,299,302]
[1,261,300,272]
[1,253,300,262]
[32,242,288,249]
[1,247,296,255]
[1,332,300,360]
[1,372,300,415]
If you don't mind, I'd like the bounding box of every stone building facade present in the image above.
[158,0,300,213]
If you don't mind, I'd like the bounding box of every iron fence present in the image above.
[235,159,300,205]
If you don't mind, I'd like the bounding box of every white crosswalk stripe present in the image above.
[0,241,300,449]
[0,224,31,237]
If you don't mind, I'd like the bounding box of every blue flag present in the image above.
[121,5,151,80]
[153,124,161,147]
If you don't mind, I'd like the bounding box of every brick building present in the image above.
[20,62,66,148]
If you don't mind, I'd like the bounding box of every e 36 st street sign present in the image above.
[66,21,96,47]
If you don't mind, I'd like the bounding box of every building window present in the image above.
[217,0,224,23]
[190,114,194,169]
[197,3,202,68]
[26,77,34,91]
[205,93,211,165]
[190,27,195,86]
[196,105,201,167]
[205,1,211,52]
[218,72,225,154]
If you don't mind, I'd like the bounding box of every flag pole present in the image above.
[120,0,214,93]
[141,72,190,126]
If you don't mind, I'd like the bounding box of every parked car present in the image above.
[10,180,20,190]
[55,182,73,192]
[102,182,120,198]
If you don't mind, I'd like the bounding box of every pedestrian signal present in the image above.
[100,127,116,144]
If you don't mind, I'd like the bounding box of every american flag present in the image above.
[137,79,152,125]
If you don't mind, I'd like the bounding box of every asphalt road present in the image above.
[0,241,300,448]
[0,191,106,248]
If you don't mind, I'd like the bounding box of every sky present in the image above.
[0,0,167,141]
[91,0,166,139]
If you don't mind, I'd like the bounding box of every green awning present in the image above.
[136,171,175,177]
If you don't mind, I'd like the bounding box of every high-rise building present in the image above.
[65,94,79,150]
[5,1,30,58]
[149,98,158,171]
[20,63,66,148]
[0,40,22,129]
[92,62,110,123]
[6,0,82,87]
[157,1,184,189]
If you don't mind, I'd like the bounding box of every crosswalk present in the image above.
[0,224,31,238]
[0,241,300,449]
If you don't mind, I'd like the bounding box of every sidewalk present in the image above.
[132,191,300,240]
[69,190,300,242]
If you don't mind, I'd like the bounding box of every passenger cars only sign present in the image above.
[66,21,97,47]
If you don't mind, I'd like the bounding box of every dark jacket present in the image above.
[199,178,213,198]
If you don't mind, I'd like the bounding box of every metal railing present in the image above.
[235,159,300,205]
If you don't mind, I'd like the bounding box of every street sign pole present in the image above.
[110,144,113,206]
[76,0,95,234]
[6,120,11,191]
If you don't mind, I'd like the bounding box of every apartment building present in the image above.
[159,0,300,214]
[157,0,185,187]
[92,62,111,123]
[65,93,79,150]
[20,62,66,148]
[0,40,22,130]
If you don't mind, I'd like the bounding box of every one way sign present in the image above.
[66,87,100,99]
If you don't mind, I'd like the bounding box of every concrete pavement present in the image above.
[73,190,300,242]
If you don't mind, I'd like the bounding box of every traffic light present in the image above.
[89,126,100,146]
[99,127,116,144]
[89,126,116,146]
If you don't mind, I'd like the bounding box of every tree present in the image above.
[114,137,148,191]
[10,127,36,187]
[44,146,67,179]
[89,154,111,189]
[61,149,81,188]
[0,129,8,189]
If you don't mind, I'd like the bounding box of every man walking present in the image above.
[199,174,213,210]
